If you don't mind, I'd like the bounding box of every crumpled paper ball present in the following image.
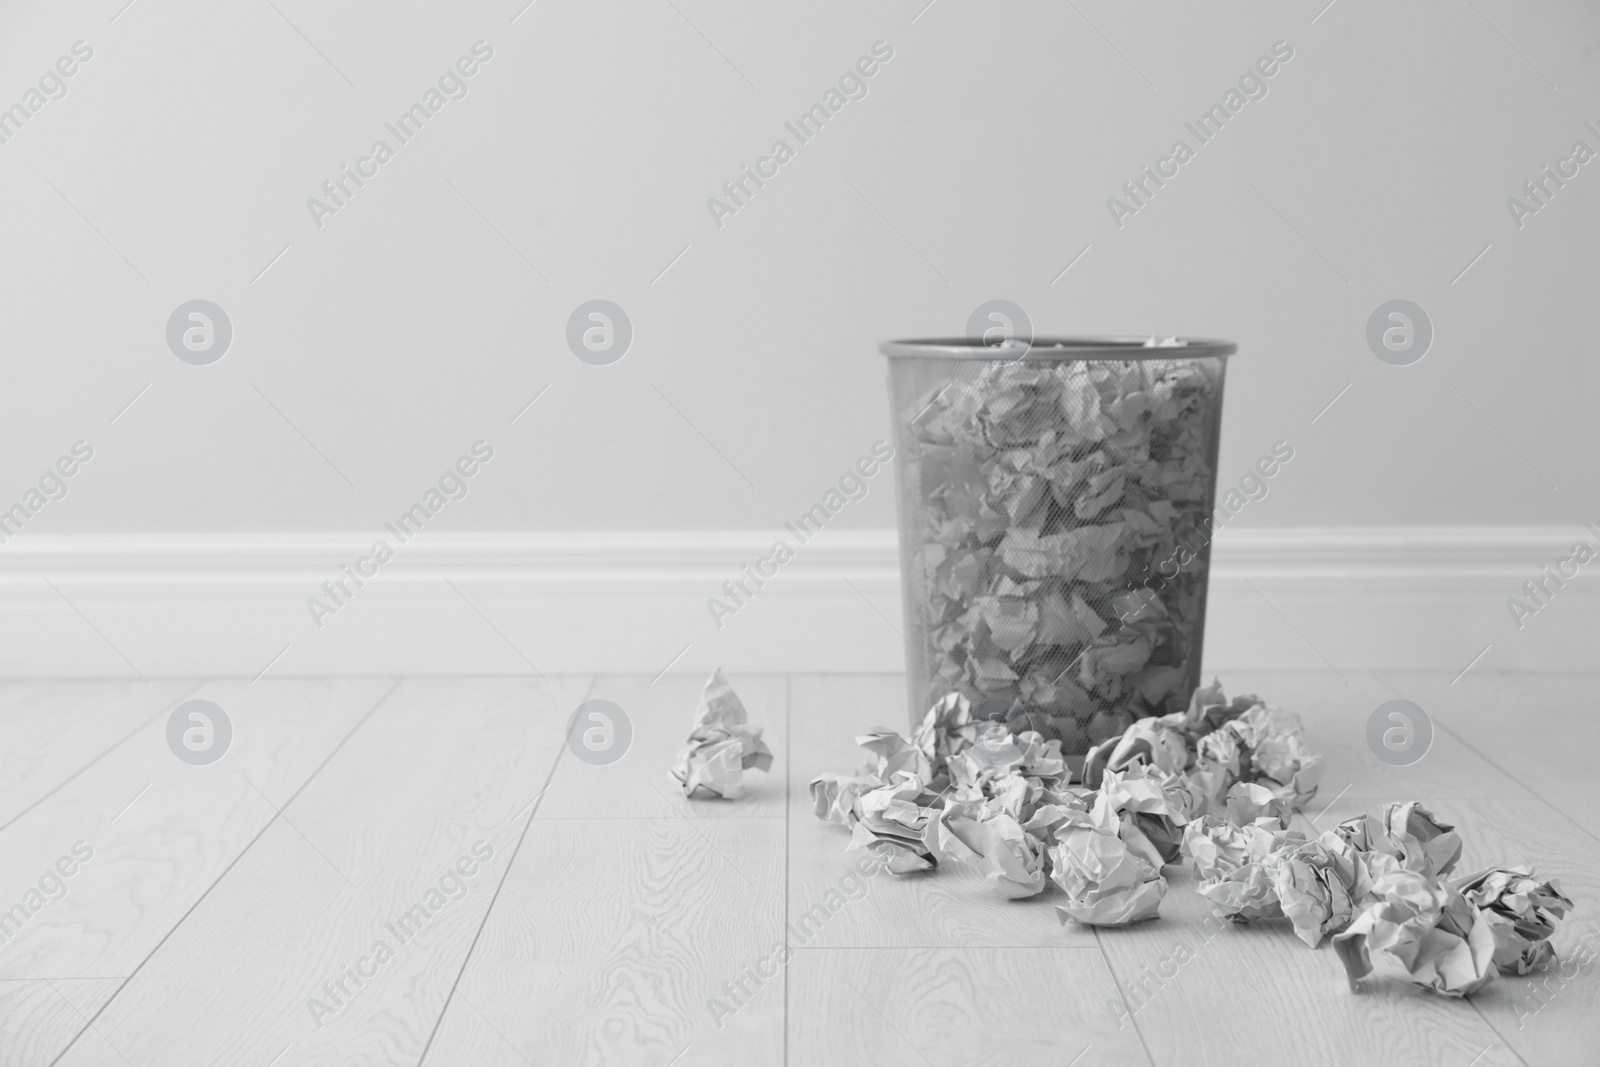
[932,753,1085,899]
[951,725,1070,794]
[1223,704,1322,808]
[670,670,773,799]
[1384,802,1462,879]
[912,691,981,785]
[1332,803,1460,889]
[1093,764,1196,869]
[1457,865,1574,974]
[1332,870,1497,997]
[1049,811,1167,926]
[1081,714,1189,789]
[1184,816,1304,921]
[847,771,939,874]
[808,726,940,832]
[1223,781,1292,830]
[808,772,880,829]
[1191,727,1243,815]
[1321,821,1402,905]
[1192,702,1321,816]
[1273,836,1359,948]
[1332,812,1397,857]
[811,686,1085,881]
[1180,677,1266,738]
[932,794,1069,899]
[858,728,933,783]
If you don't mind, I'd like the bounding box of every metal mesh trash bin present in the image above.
[881,337,1235,753]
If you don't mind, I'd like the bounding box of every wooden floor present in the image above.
[0,672,1594,1067]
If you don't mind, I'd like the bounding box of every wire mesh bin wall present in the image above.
[881,337,1235,753]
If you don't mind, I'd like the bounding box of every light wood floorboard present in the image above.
[0,679,393,985]
[47,677,583,1067]
[427,817,787,1067]
[0,681,195,834]
[0,671,1594,1066]
[787,947,1149,1067]
[0,979,122,1067]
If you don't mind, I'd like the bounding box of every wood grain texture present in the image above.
[426,817,786,1067]
[0,681,193,832]
[1,670,1595,1067]
[1376,671,1600,831]
[0,978,120,1067]
[0,678,394,983]
[50,676,589,1067]
[787,947,1149,1067]
[534,672,787,820]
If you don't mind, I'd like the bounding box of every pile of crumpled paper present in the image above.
[808,679,1574,998]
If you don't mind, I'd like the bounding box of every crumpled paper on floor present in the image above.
[950,725,1072,796]
[811,692,1086,879]
[1180,678,1266,738]
[1191,726,1244,816]
[1274,835,1360,948]
[1081,714,1189,790]
[1192,701,1321,816]
[670,670,773,799]
[809,693,979,874]
[932,794,1073,898]
[1225,704,1322,808]
[1050,810,1168,926]
[1223,781,1292,830]
[912,691,980,789]
[1331,812,1398,858]
[930,715,1080,897]
[858,728,932,782]
[1185,816,1304,921]
[1317,821,1399,907]
[1384,801,1462,879]
[808,677,1579,1001]
[1332,870,1498,996]
[809,708,949,834]
[1457,865,1574,974]
[1333,801,1460,872]
[1093,764,1197,868]
[846,771,939,873]
[809,772,880,829]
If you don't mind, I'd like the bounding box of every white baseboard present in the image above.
[0,528,1593,679]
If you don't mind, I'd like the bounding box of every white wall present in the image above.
[1,0,1596,541]
[1,2,1597,681]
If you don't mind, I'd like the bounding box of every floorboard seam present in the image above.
[1467,999,1532,1067]
[1367,671,1600,850]
[1430,719,1600,851]
[1092,926,1157,1067]
[44,676,403,1067]
[414,675,595,1067]
[0,678,206,838]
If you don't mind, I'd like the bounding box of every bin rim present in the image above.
[878,336,1236,361]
